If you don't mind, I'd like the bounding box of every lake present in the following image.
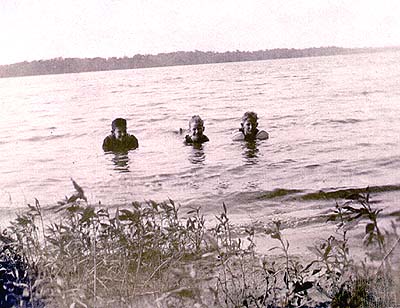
[1,51,399,238]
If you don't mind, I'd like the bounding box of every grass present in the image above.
[0,182,399,307]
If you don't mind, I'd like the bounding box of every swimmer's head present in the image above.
[111,118,127,140]
[241,112,258,137]
[188,115,205,142]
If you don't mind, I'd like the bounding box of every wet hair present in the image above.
[112,118,127,131]
[189,115,204,128]
[241,112,258,124]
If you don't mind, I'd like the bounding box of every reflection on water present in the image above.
[110,153,130,172]
[188,144,206,164]
[241,141,259,165]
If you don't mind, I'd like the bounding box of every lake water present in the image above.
[1,51,400,234]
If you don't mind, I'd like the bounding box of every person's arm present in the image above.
[184,135,192,144]
[256,130,269,140]
[102,136,112,151]
[232,131,244,141]
[129,135,139,149]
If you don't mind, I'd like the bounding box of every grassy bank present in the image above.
[0,183,399,307]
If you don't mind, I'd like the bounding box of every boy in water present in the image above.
[184,115,209,145]
[232,111,269,141]
[102,118,139,152]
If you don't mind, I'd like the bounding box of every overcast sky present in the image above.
[1,0,400,65]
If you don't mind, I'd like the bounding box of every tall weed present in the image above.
[0,183,398,307]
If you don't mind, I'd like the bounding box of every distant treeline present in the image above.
[0,46,397,78]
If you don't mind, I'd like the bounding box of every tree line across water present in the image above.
[0,46,397,78]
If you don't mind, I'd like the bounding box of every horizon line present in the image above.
[2,44,400,67]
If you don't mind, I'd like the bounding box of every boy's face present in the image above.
[113,127,127,140]
[242,119,257,136]
[189,121,204,142]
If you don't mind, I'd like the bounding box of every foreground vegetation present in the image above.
[0,182,399,307]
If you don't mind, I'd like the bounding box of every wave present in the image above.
[360,89,385,95]
[376,156,400,168]
[299,185,400,201]
[256,185,400,201]
[271,114,298,121]
[311,118,367,126]
[304,164,320,169]
[21,134,70,142]
[257,188,303,199]
[327,118,364,124]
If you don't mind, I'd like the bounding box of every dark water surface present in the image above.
[1,51,399,229]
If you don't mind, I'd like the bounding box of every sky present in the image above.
[1,0,400,65]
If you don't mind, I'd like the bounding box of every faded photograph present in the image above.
[1,1,400,307]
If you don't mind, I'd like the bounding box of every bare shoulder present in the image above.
[256,130,269,140]
[232,131,244,141]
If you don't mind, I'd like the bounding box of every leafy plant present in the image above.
[0,183,398,307]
